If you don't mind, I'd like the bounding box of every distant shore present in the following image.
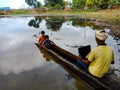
[1,9,120,25]
[0,9,120,35]
[0,9,120,24]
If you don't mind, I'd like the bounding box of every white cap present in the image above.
[95,30,108,41]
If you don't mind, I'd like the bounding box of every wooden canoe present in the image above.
[35,43,120,90]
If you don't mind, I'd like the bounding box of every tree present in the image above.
[86,0,95,7]
[25,0,37,6]
[97,0,111,9]
[34,1,42,8]
[113,0,120,5]
[54,4,61,10]
[44,0,64,8]
[25,0,41,8]
[93,0,120,9]
[109,0,120,8]
[72,0,86,9]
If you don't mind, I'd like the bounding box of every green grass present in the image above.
[12,11,29,14]
[10,9,37,15]
[2,9,120,25]
[45,9,120,25]
[82,9,120,24]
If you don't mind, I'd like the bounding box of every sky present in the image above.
[0,0,72,9]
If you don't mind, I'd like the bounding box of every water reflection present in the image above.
[71,18,87,27]
[28,16,42,28]
[39,48,51,62]
[45,18,65,31]
[28,16,119,32]
[0,34,45,75]
[28,16,92,31]
[0,17,48,75]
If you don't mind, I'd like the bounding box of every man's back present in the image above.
[86,45,114,78]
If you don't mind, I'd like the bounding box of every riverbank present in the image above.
[45,9,120,25]
[45,9,120,38]
[83,9,120,25]
[1,9,120,25]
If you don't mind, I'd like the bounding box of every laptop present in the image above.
[78,45,91,59]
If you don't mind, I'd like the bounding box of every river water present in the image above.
[0,16,120,90]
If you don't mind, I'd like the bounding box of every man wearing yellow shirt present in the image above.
[77,30,114,78]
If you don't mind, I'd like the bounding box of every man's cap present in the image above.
[95,30,108,41]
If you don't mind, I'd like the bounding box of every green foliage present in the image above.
[86,0,95,6]
[34,1,42,8]
[40,5,46,9]
[25,0,42,8]
[98,0,110,9]
[25,0,120,10]
[25,0,37,6]
[72,0,120,10]
[114,0,120,5]
[64,1,70,6]
[72,0,86,9]
[54,4,61,10]
[24,0,120,10]
[109,0,120,7]
[44,0,64,7]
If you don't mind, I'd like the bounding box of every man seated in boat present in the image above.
[42,35,54,49]
[77,30,114,78]
[38,31,45,45]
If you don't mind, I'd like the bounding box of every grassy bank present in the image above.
[1,9,120,25]
[45,9,120,25]
[10,9,37,14]
[0,9,37,15]
[83,9,120,25]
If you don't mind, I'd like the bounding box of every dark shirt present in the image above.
[43,40,54,49]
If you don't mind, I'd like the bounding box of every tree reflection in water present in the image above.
[45,18,65,31]
[71,18,88,27]
[28,16,42,28]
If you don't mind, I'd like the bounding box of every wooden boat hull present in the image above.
[35,43,120,90]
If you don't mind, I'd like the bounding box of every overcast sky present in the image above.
[0,0,72,9]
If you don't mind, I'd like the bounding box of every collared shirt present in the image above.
[86,45,114,78]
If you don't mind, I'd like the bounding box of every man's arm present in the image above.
[78,55,91,65]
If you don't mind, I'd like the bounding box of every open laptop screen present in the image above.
[78,45,91,59]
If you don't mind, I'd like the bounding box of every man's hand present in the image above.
[78,54,82,60]
[77,54,91,65]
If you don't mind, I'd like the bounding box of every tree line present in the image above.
[25,0,120,10]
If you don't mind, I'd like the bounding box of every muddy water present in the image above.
[0,16,120,90]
